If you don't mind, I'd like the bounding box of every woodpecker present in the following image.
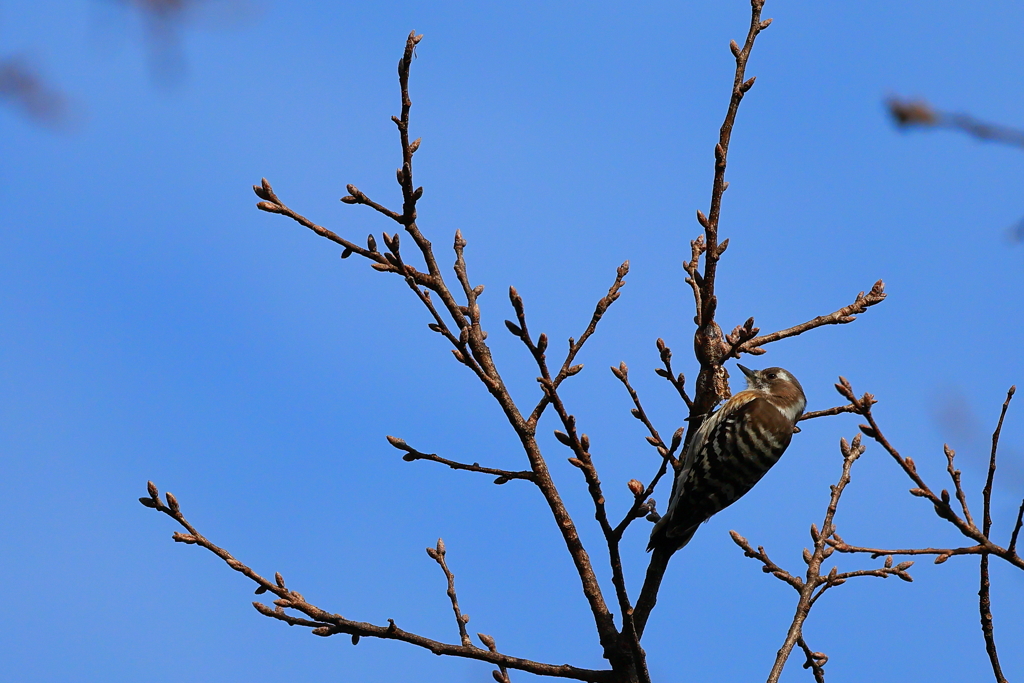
[648,364,806,553]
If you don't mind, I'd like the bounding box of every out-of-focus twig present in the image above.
[888,97,1024,149]
[0,57,70,128]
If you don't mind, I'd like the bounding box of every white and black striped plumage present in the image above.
[648,365,806,553]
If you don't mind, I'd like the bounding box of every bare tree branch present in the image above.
[797,636,827,683]
[731,435,914,683]
[634,0,777,640]
[978,388,1014,683]
[726,281,887,360]
[138,483,616,682]
[425,538,472,647]
[830,379,1024,571]
[653,338,693,409]
[254,32,629,665]
[385,436,536,484]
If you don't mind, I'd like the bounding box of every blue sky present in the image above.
[2,1,1023,681]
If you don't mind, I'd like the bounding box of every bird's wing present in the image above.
[663,390,761,528]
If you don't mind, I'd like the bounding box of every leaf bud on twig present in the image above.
[671,427,684,452]
[436,538,446,555]
[409,137,421,154]
[148,481,159,500]
[165,492,179,514]
[627,479,644,495]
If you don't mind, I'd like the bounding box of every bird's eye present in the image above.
[767,373,777,380]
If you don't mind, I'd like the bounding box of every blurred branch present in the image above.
[139,483,615,682]
[0,57,70,129]
[888,97,1024,149]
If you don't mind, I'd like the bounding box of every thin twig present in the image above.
[945,445,975,528]
[731,435,913,683]
[1009,500,1024,555]
[978,387,1014,683]
[728,281,886,359]
[425,538,472,647]
[654,338,693,409]
[796,636,827,683]
[385,436,535,484]
[827,540,984,563]
[831,378,1024,571]
[797,404,860,422]
[139,483,615,683]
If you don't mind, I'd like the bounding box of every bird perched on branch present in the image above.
[648,364,806,553]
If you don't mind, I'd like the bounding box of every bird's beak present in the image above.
[737,364,756,380]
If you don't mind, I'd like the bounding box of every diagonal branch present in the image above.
[653,338,693,409]
[797,636,827,683]
[386,436,536,484]
[727,281,886,359]
[138,483,615,683]
[888,97,1024,150]
[831,378,1024,571]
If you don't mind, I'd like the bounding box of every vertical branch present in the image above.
[426,538,473,648]
[690,0,773,417]
[979,386,1014,683]
[983,387,1014,540]
[634,0,772,639]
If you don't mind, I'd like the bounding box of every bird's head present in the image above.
[737,364,807,421]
